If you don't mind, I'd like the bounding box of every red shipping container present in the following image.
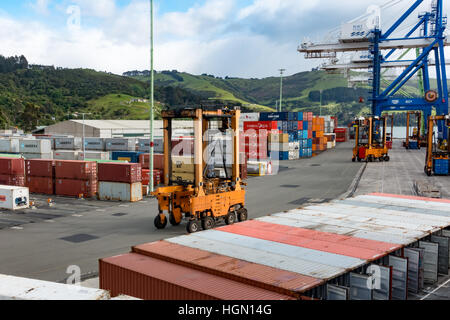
[26,176,54,195]
[25,159,55,178]
[98,163,142,184]
[0,174,25,187]
[55,160,97,180]
[55,179,97,198]
[139,153,164,170]
[298,121,303,130]
[0,158,25,175]
[142,169,162,186]
[244,121,278,131]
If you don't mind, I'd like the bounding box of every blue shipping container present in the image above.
[434,159,449,175]
[303,121,309,130]
[112,151,143,163]
[270,151,289,161]
[307,139,313,148]
[297,112,303,121]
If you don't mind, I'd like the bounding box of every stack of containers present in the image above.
[98,163,143,202]
[55,160,98,198]
[334,128,348,142]
[53,138,82,160]
[324,133,336,149]
[268,133,289,161]
[25,159,55,195]
[0,157,25,187]
[243,121,277,160]
[299,112,313,159]
[105,138,137,152]
[0,139,20,154]
[20,139,53,159]
[312,116,327,156]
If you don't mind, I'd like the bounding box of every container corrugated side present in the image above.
[55,179,97,198]
[98,163,141,183]
[25,159,55,178]
[98,182,142,202]
[0,139,19,153]
[99,253,293,300]
[55,160,97,180]
[26,176,54,195]
[0,158,24,175]
[133,241,323,298]
[19,139,52,154]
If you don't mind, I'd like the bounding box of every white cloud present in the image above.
[72,0,116,18]
[31,0,51,15]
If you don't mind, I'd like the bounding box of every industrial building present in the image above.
[43,120,194,138]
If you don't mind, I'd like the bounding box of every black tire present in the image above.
[186,220,200,233]
[225,212,236,225]
[352,158,356,162]
[169,214,181,226]
[384,155,390,162]
[238,208,248,222]
[201,216,215,230]
[368,156,373,162]
[357,157,362,162]
[154,215,167,230]
[379,157,384,162]
[425,166,432,177]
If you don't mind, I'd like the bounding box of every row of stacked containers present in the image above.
[0,156,148,202]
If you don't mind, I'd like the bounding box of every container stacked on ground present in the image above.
[98,163,143,202]
[25,159,55,195]
[0,157,25,187]
[55,160,98,198]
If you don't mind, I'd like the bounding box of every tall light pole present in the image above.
[148,0,155,194]
[279,69,286,112]
[320,89,323,116]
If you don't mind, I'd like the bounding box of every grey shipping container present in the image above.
[22,153,53,160]
[0,139,20,153]
[54,137,82,150]
[105,138,137,151]
[85,138,106,151]
[20,139,52,154]
[35,137,56,150]
[53,150,80,160]
[137,138,163,153]
[78,151,110,160]
[98,181,143,202]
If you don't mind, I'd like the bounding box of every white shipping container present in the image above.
[137,138,164,153]
[35,137,55,150]
[0,185,29,210]
[78,151,110,160]
[105,138,137,151]
[241,113,260,122]
[85,138,106,151]
[22,153,53,160]
[0,139,20,153]
[98,182,143,202]
[268,143,289,152]
[53,150,80,160]
[19,139,52,154]
[54,137,82,150]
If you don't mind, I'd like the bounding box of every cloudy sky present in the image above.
[0,0,448,78]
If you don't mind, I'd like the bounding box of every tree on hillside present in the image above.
[20,103,41,132]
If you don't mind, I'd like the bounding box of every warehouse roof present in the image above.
[70,120,194,130]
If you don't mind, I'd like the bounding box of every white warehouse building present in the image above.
[43,120,195,138]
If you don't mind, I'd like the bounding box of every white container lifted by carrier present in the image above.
[0,186,29,210]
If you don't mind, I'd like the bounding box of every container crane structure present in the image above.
[299,0,449,139]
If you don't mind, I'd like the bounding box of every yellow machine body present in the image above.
[424,115,450,176]
[352,116,390,162]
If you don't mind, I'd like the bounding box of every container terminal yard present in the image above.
[2,0,450,302]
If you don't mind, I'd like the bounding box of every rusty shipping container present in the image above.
[55,160,97,180]
[26,176,54,195]
[132,241,322,298]
[25,159,55,178]
[0,174,25,187]
[0,158,25,176]
[100,253,293,300]
[55,179,97,198]
[98,163,142,183]
[139,154,164,170]
[98,182,143,202]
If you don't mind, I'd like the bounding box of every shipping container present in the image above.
[0,139,20,153]
[19,139,52,154]
[0,157,24,175]
[0,185,29,210]
[34,136,56,150]
[53,150,80,160]
[98,182,143,202]
[105,138,137,151]
[22,153,53,160]
[98,162,142,183]
[244,121,278,131]
[0,174,25,187]
[99,253,293,300]
[142,169,162,186]
[84,138,106,151]
[139,153,164,170]
[25,159,55,178]
[112,151,143,163]
[240,113,260,122]
[78,151,110,161]
[55,179,97,198]
[54,137,82,150]
[137,138,164,153]
[55,160,97,180]
[26,176,54,195]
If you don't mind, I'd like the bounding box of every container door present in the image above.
[350,273,373,300]
[388,255,408,300]
[430,235,449,275]
[368,264,392,300]
[419,241,439,284]
[442,230,450,267]
[326,284,349,300]
[404,248,420,294]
